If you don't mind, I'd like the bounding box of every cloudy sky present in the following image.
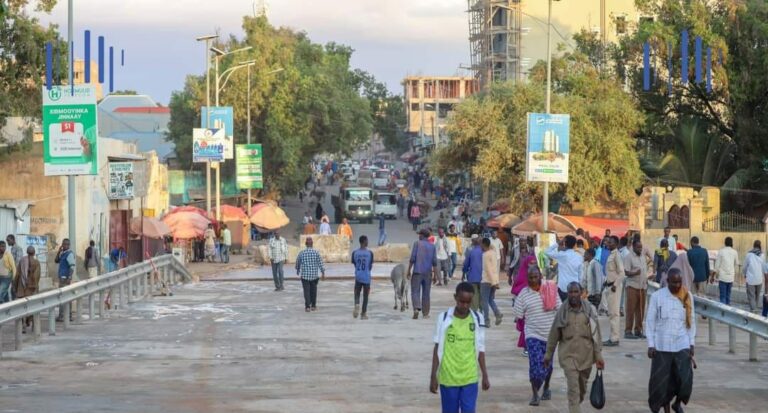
[34,0,472,105]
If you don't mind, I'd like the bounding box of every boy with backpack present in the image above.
[430,282,491,412]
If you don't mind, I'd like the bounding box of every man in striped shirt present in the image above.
[296,237,325,312]
[513,265,561,406]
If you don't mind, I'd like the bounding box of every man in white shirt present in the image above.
[546,235,583,302]
[435,228,451,286]
[490,232,504,270]
[713,237,739,305]
[656,226,673,252]
[741,240,767,313]
[646,269,695,413]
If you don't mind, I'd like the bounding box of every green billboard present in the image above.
[236,144,263,189]
[42,85,99,176]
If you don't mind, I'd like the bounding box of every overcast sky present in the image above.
[34,0,472,105]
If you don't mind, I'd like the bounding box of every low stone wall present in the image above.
[369,244,412,263]
[251,237,415,265]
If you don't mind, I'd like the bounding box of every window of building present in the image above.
[411,103,420,111]
[410,81,419,99]
[615,16,627,35]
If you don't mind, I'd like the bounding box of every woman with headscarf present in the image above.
[664,250,694,289]
[511,242,537,356]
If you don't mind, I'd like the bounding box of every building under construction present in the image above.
[467,0,523,89]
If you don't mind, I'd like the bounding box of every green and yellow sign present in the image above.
[42,85,99,176]
[236,144,263,189]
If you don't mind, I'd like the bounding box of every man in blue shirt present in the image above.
[352,235,374,320]
[546,235,584,302]
[462,235,484,311]
[408,229,438,319]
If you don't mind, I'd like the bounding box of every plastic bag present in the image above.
[590,369,605,409]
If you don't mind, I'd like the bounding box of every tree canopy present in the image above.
[431,51,644,213]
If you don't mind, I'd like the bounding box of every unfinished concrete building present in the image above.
[467,0,523,89]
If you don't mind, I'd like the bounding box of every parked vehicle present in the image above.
[374,192,397,219]
[356,169,373,187]
[332,187,374,223]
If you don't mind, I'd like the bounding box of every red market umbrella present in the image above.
[511,213,577,237]
[486,213,522,229]
[214,205,248,222]
[162,210,211,239]
[130,216,172,239]
[249,201,290,231]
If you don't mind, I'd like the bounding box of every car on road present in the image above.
[332,187,374,223]
[374,191,397,219]
[356,169,373,187]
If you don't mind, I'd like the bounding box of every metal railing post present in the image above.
[749,333,757,361]
[150,269,156,295]
[118,282,124,308]
[63,303,70,330]
[14,319,23,351]
[708,318,715,345]
[48,308,56,336]
[728,326,736,354]
[0,323,3,357]
[98,290,105,318]
[88,294,95,320]
[33,313,41,340]
[75,298,82,324]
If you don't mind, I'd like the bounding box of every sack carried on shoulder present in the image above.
[590,369,606,409]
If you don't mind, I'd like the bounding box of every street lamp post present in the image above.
[195,34,218,215]
[210,46,252,222]
[542,0,554,232]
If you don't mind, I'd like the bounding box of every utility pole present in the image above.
[67,0,76,266]
[543,0,553,231]
[214,56,221,222]
[246,63,252,212]
[196,35,218,215]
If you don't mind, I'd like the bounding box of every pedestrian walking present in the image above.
[544,282,605,413]
[512,246,537,357]
[430,282,490,413]
[741,240,767,313]
[603,235,624,347]
[513,265,560,406]
[713,237,738,305]
[653,240,678,283]
[352,235,374,320]
[480,238,503,328]
[407,229,438,319]
[299,190,305,203]
[337,218,354,242]
[686,237,710,297]
[657,227,673,251]
[580,248,604,309]
[645,269,695,413]
[315,203,323,221]
[462,235,484,311]
[84,240,102,278]
[12,246,40,332]
[623,239,650,340]
[319,217,332,235]
[435,228,451,286]
[411,203,422,231]
[446,226,462,280]
[204,224,216,262]
[54,239,75,321]
[0,241,15,303]
[296,237,325,312]
[220,224,232,264]
[268,231,288,291]
[546,235,583,302]
[489,232,504,270]
[397,195,405,218]
[6,235,23,266]
[377,213,387,246]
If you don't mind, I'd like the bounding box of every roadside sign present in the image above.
[201,106,234,159]
[526,113,570,183]
[42,85,99,176]
[192,128,225,162]
[108,162,134,199]
[236,144,263,189]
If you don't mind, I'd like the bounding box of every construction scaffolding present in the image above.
[467,0,523,90]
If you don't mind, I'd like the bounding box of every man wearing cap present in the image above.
[408,229,438,319]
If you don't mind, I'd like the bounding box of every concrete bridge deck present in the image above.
[2,278,767,413]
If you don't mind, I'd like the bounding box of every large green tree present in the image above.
[431,51,644,213]
[167,16,381,194]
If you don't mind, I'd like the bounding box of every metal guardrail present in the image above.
[0,254,191,357]
[648,281,767,361]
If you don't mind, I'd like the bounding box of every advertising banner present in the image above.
[201,106,234,159]
[526,113,570,183]
[236,144,263,189]
[108,162,134,199]
[192,128,226,162]
[42,85,99,176]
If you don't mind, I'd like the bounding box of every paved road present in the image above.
[3,276,766,413]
